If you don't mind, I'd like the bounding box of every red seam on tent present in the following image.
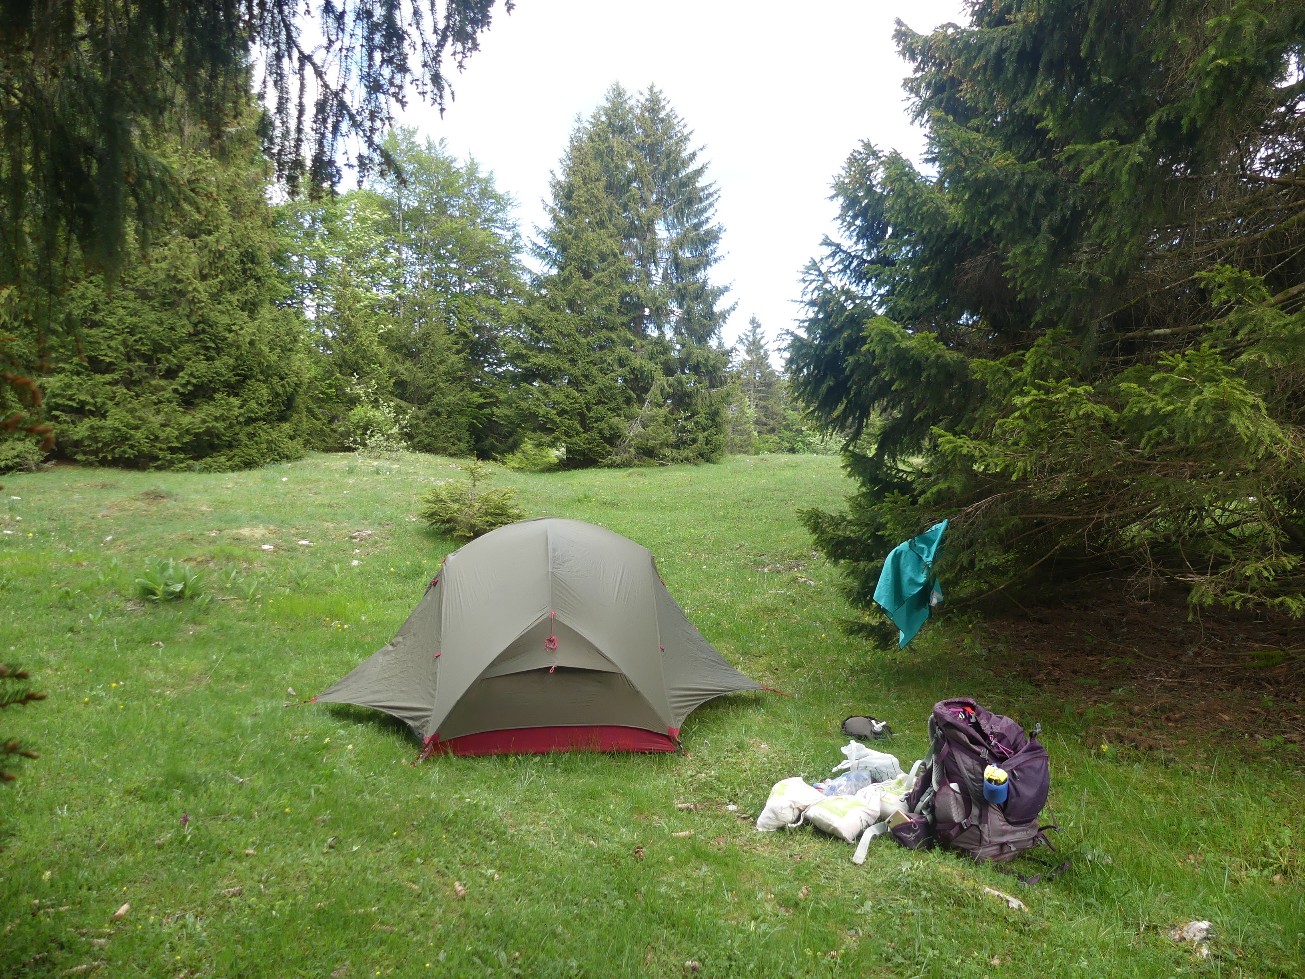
[423,726,679,756]
[434,650,441,658]
[544,635,558,651]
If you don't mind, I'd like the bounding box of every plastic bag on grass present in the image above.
[755,777,825,832]
[830,740,902,782]
[815,768,877,797]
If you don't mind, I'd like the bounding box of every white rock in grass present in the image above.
[1169,920,1212,943]
[1169,920,1212,942]
[1168,920,1213,959]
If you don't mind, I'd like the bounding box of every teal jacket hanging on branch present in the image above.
[872,520,948,648]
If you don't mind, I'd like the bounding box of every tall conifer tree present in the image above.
[508,84,730,466]
[788,0,1305,620]
[732,317,785,447]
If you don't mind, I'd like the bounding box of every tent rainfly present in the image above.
[315,518,763,756]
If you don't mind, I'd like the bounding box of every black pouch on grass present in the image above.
[842,716,891,740]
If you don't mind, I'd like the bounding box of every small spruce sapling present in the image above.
[419,460,525,542]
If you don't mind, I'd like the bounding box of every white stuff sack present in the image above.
[802,795,881,843]
[855,770,915,811]
[755,777,826,832]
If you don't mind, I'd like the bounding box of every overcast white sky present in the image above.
[402,0,970,360]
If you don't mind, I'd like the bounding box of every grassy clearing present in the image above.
[1,452,1301,977]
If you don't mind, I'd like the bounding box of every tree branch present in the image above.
[1244,172,1305,189]
[1270,281,1305,307]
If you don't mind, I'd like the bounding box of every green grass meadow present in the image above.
[1,453,1301,977]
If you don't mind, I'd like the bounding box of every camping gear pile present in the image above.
[757,699,1054,866]
[755,740,913,837]
[755,741,918,849]
[316,518,762,756]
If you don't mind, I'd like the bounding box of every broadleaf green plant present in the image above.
[134,558,204,603]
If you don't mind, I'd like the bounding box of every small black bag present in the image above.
[842,715,892,740]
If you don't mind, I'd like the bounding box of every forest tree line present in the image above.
[1,79,819,474]
[3,0,1303,620]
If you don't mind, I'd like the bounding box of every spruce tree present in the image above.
[507,115,643,467]
[507,84,731,466]
[732,317,785,449]
[42,108,311,471]
[788,1,1305,620]
[722,378,759,455]
[625,88,731,464]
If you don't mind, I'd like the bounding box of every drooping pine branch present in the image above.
[0,663,45,783]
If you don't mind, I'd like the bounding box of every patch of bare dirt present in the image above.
[975,584,1305,757]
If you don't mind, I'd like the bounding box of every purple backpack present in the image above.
[894,698,1053,862]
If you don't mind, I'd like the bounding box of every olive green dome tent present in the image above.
[315,518,763,756]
